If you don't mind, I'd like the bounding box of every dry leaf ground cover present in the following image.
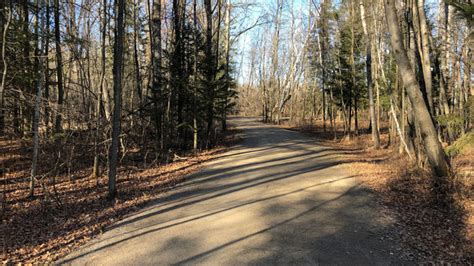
[281,120,473,264]
[0,129,241,264]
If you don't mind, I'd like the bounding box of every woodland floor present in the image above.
[0,128,240,264]
[280,119,473,263]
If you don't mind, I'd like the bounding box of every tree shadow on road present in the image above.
[59,119,401,264]
[173,184,401,265]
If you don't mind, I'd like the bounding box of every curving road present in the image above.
[59,117,402,265]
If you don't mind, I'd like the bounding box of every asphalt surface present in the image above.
[59,117,402,265]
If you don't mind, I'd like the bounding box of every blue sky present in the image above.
[232,0,441,85]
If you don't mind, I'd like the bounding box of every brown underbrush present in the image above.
[0,128,240,263]
[281,119,473,264]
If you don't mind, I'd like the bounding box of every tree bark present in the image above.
[204,0,214,146]
[152,0,163,154]
[415,0,434,114]
[93,0,108,179]
[54,0,64,133]
[0,0,11,136]
[222,0,231,132]
[270,0,282,124]
[349,0,356,138]
[108,0,126,199]
[360,0,381,149]
[133,0,142,103]
[192,0,198,151]
[320,0,330,132]
[462,40,471,130]
[44,0,51,136]
[384,0,449,177]
[31,0,46,197]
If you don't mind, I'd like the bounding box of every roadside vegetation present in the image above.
[281,120,472,263]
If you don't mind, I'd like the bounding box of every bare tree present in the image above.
[204,0,214,145]
[0,0,11,135]
[30,0,47,197]
[152,0,163,153]
[108,0,126,199]
[53,0,64,133]
[92,0,108,179]
[360,0,381,149]
[414,0,434,114]
[222,0,232,131]
[384,0,450,177]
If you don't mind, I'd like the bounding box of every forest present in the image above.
[0,0,472,263]
[238,0,472,173]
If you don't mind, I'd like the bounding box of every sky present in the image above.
[232,0,441,85]
[232,0,312,84]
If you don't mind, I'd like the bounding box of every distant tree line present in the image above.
[236,0,472,179]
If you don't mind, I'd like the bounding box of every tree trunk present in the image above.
[349,0,356,138]
[270,0,282,125]
[399,83,406,154]
[108,0,126,199]
[152,0,163,154]
[31,0,46,198]
[0,0,11,136]
[192,0,198,151]
[44,0,51,136]
[384,0,449,177]
[415,0,434,114]
[93,0,107,179]
[360,0,381,149]
[222,0,231,132]
[462,41,471,130]
[133,0,142,103]
[204,0,214,146]
[54,0,64,133]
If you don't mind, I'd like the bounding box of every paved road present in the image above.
[60,118,401,265]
